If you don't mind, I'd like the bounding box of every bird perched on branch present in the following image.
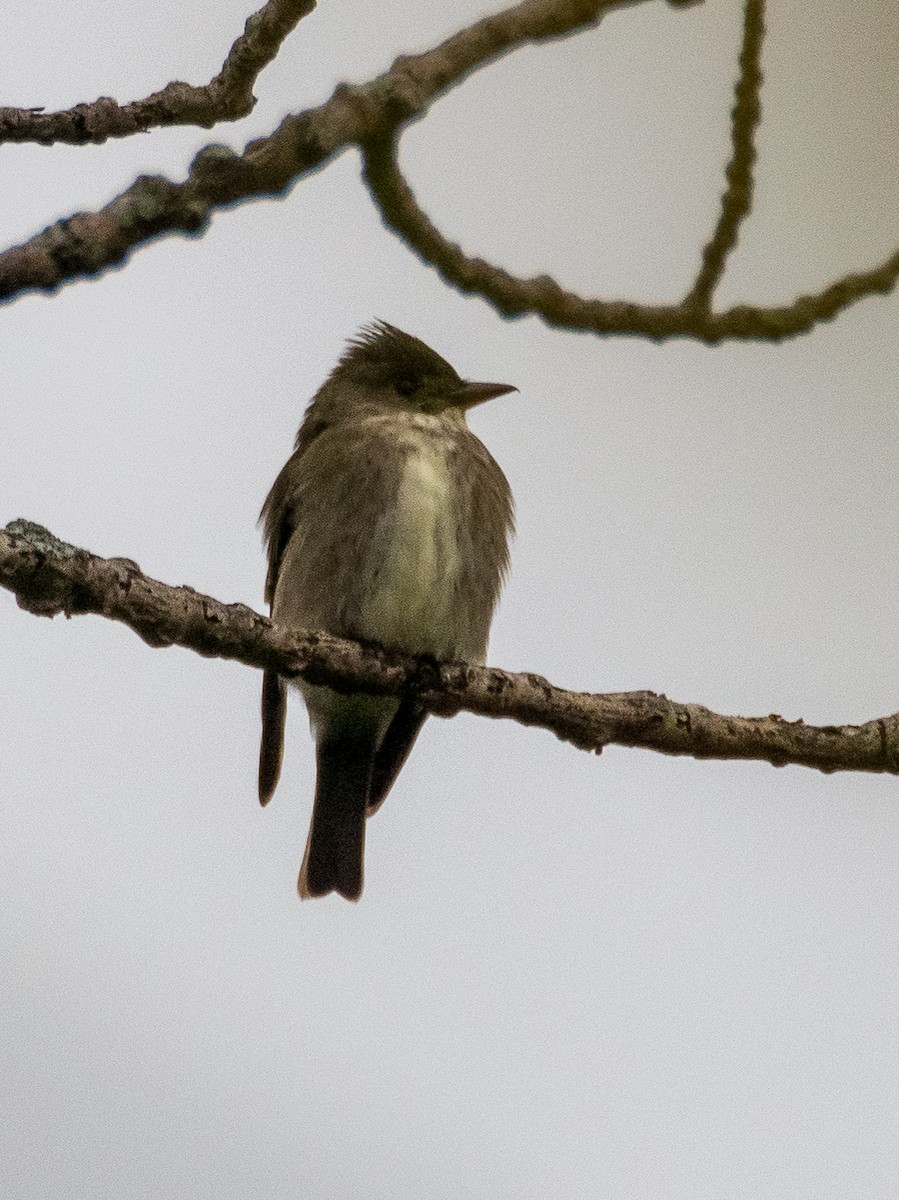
[259,322,515,900]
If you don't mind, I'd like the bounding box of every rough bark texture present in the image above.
[0,0,317,144]
[3,520,899,778]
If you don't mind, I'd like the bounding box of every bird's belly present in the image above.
[361,442,463,658]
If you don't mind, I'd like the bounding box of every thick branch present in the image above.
[3,520,898,778]
[0,0,316,145]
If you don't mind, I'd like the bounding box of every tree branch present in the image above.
[1,0,896,343]
[683,0,764,309]
[0,0,316,145]
[0,0,654,305]
[358,0,898,340]
[361,131,899,343]
[3,520,899,778]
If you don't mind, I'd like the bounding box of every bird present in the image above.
[259,322,515,900]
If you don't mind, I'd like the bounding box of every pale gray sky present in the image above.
[2,2,898,1198]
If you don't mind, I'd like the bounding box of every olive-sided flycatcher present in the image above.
[259,322,515,900]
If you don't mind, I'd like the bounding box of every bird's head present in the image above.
[316,321,516,421]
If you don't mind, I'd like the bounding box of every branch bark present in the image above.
[1,0,895,345]
[0,0,316,144]
[3,520,898,778]
[362,129,899,343]
[0,0,653,304]
[682,0,764,309]
[360,0,899,341]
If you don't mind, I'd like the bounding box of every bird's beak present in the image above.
[457,380,518,410]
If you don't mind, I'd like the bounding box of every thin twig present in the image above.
[683,0,765,309]
[362,133,899,342]
[0,0,316,145]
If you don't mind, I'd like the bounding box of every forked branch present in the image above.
[1,0,893,343]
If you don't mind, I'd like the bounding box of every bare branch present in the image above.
[0,0,895,343]
[3,520,899,778]
[362,132,899,343]
[683,0,764,309]
[0,0,316,145]
[0,0,657,305]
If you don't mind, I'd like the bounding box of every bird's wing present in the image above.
[258,668,286,806]
[259,413,327,607]
[366,700,428,815]
[257,419,328,805]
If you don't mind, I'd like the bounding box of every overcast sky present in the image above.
[2,2,898,1197]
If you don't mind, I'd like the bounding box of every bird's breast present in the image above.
[362,433,464,658]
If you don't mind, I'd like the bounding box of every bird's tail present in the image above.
[298,736,373,901]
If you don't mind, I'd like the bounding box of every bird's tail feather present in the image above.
[298,736,373,901]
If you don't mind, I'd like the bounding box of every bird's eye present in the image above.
[396,378,418,397]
